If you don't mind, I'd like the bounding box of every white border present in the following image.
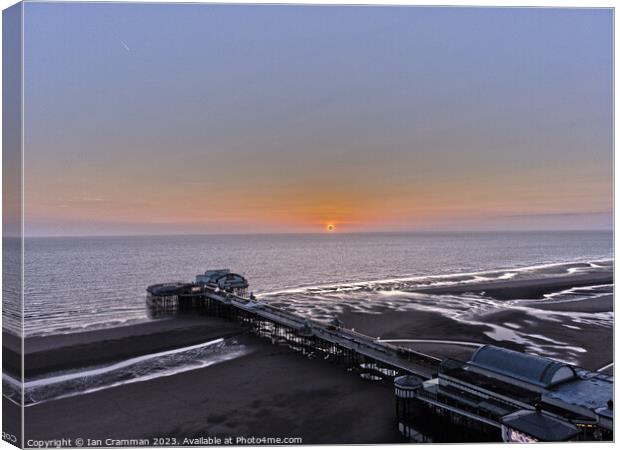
[0,2,616,450]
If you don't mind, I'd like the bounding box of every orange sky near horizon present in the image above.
[22,158,612,235]
[19,5,613,236]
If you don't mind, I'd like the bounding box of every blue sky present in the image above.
[21,4,613,235]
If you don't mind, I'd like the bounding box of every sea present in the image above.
[2,230,615,407]
[3,230,613,338]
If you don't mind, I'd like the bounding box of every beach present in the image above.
[19,319,404,444]
[339,271,613,371]
[4,264,613,444]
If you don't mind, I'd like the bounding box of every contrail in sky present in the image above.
[119,39,130,52]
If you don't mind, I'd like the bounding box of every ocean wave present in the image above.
[541,284,613,303]
[257,258,613,298]
[256,259,613,321]
[3,338,250,407]
[255,259,613,364]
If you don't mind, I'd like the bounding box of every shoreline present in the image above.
[411,271,613,300]
[6,316,244,378]
[3,267,613,378]
[23,334,406,444]
[4,266,613,443]
[335,269,613,370]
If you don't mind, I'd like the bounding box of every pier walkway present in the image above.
[203,287,440,380]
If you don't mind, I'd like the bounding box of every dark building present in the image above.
[395,345,613,442]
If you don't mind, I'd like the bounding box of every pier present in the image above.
[147,270,441,381]
[147,269,613,443]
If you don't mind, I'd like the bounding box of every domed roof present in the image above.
[468,346,576,388]
[196,270,248,290]
[394,375,423,389]
[214,272,248,289]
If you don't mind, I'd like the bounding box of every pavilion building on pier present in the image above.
[395,345,613,442]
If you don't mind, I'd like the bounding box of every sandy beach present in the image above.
[412,271,612,300]
[21,326,404,445]
[4,267,613,444]
[338,271,613,370]
[22,317,243,377]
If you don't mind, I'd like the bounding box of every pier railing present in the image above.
[202,286,441,379]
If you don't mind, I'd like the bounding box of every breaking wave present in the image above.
[257,259,613,364]
[3,338,250,407]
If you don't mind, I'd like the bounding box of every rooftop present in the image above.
[395,375,423,389]
[196,270,249,290]
[440,358,541,404]
[501,410,580,441]
[468,345,577,389]
[544,371,613,416]
[147,282,199,296]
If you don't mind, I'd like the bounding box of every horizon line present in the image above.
[13,228,615,239]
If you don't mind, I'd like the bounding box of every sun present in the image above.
[326,224,335,232]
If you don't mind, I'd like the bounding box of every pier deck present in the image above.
[203,288,440,380]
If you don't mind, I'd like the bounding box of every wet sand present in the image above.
[21,317,242,377]
[23,333,404,445]
[8,268,614,444]
[340,306,612,370]
[412,271,613,300]
[339,273,613,370]
[525,294,612,313]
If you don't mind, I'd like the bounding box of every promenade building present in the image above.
[395,345,613,442]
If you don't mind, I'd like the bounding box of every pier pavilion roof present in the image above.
[394,375,423,389]
[501,410,580,442]
[147,282,199,296]
[196,270,248,290]
[543,370,613,421]
[467,346,577,389]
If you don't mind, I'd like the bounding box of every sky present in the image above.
[21,4,613,236]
